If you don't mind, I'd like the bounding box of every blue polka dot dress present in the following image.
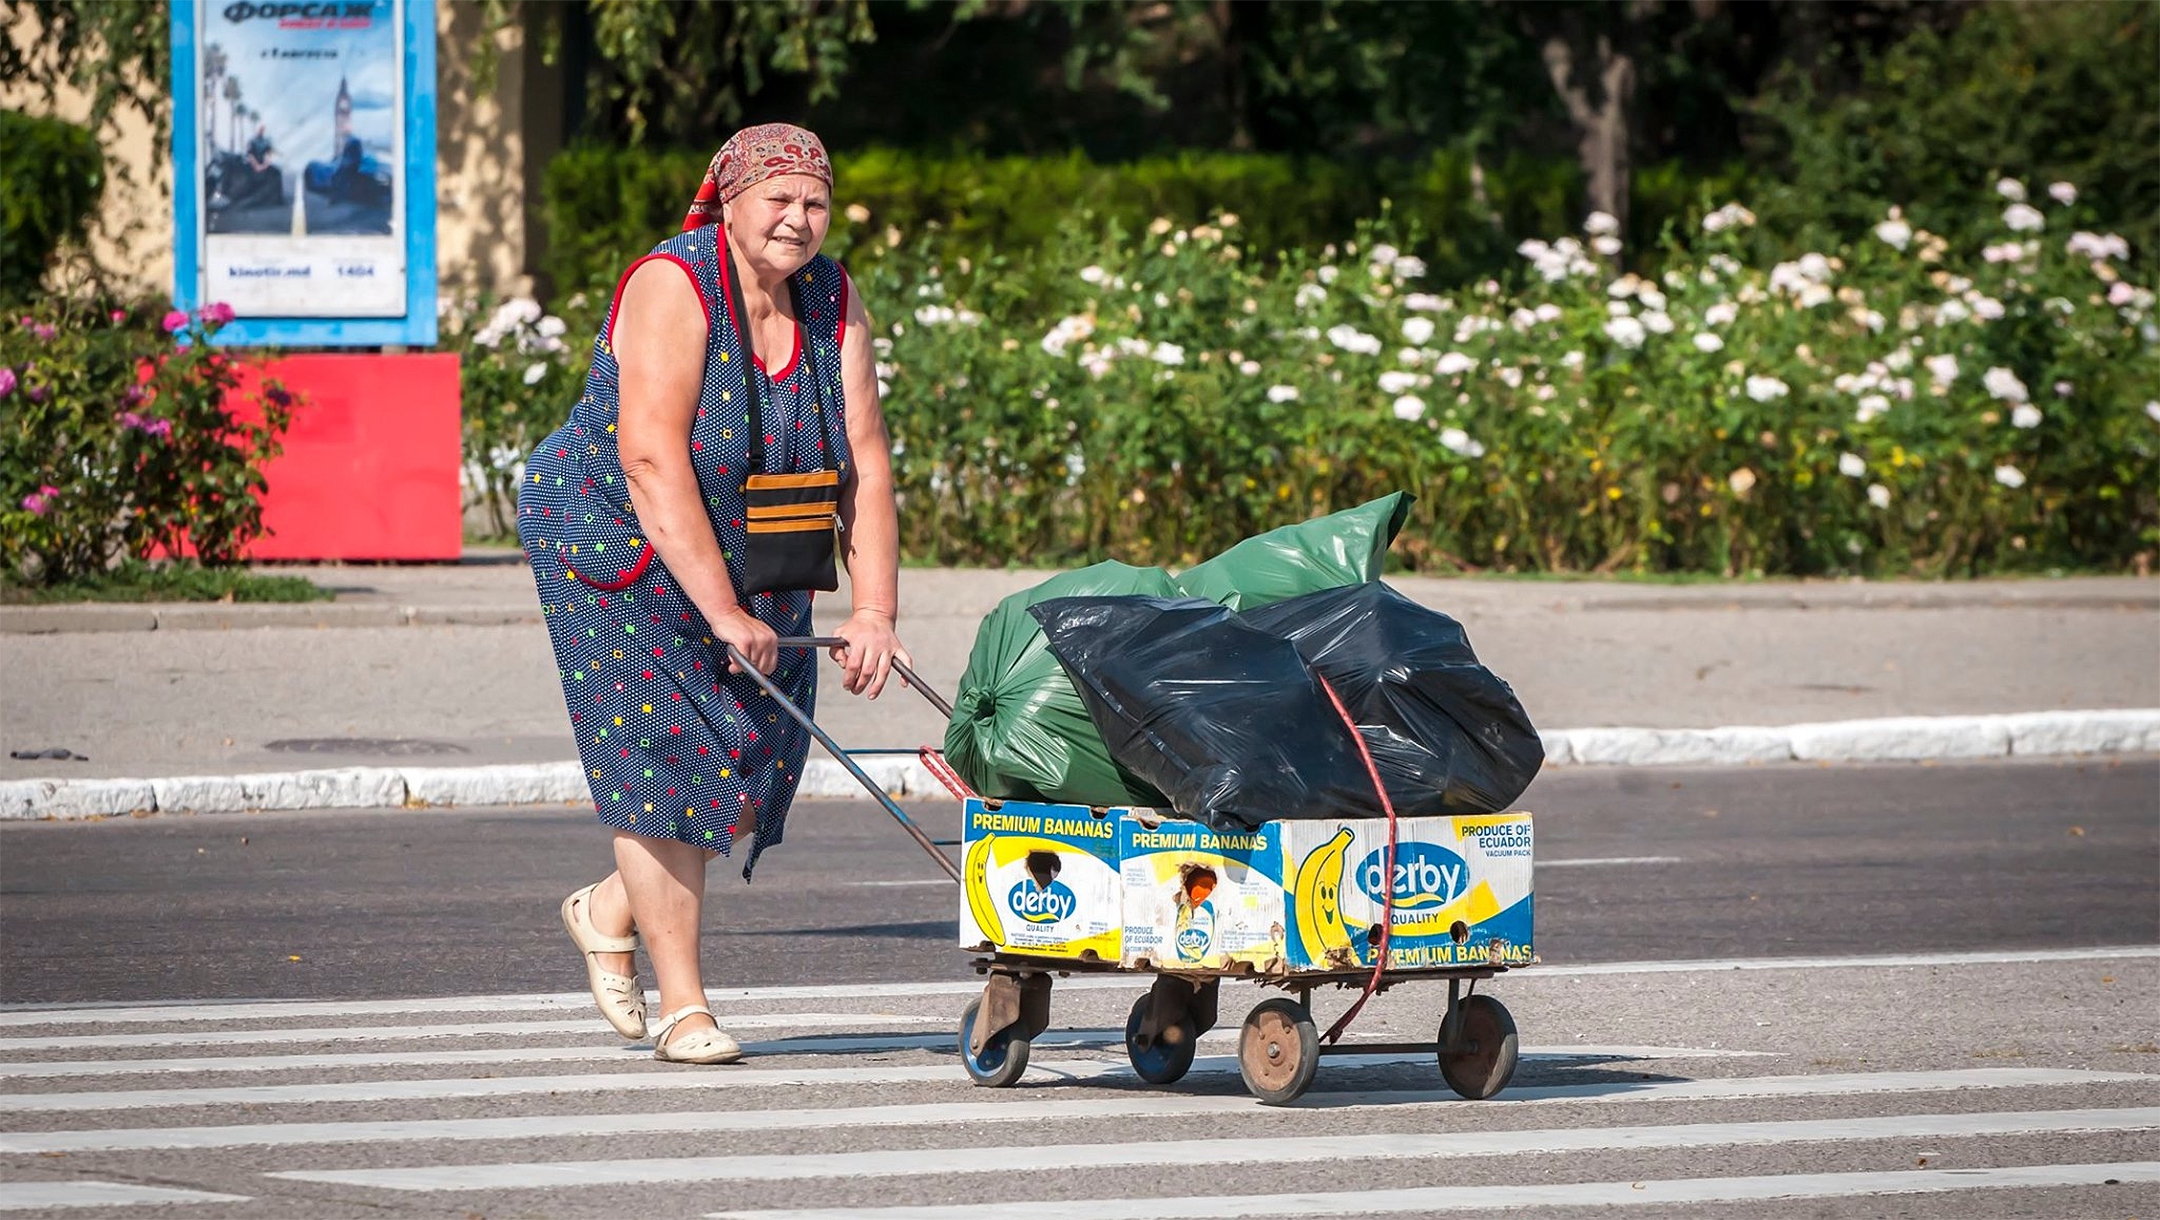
[517,224,854,879]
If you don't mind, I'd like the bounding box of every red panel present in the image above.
[231,353,463,561]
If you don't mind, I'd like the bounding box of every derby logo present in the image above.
[1006,878,1076,925]
[1355,843,1468,910]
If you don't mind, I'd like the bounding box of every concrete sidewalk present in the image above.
[3,556,2155,793]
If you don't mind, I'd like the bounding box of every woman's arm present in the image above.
[832,275,911,697]
[613,258,777,675]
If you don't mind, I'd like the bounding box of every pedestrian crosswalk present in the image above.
[0,957,2154,1218]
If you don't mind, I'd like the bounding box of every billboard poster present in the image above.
[194,0,404,317]
[172,0,434,345]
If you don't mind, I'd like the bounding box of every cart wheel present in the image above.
[957,995,1030,1088]
[1438,994,1519,1100]
[1124,994,1199,1085]
[1238,997,1319,1106]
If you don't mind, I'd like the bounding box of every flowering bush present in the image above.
[440,293,593,537]
[0,303,297,585]
[862,181,2157,576]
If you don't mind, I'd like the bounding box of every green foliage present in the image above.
[0,1,170,167]
[0,559,331,604]
[541,144,1596,298]
[439,292,601,539]
[857,185,2157,577]
[0,303,299,585]
[1754,0,2160,256]
[0,109,103,303]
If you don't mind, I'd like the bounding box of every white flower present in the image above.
[1151,342,1185,366]
[1433,351,1478,376]
[1838,452,1867,478]
[1267,384,1300,404]
[1744,375,1789,402]
[2146,401,2160,423]
[1079,265,1107,284]
[1727,467,1757,494]
[2054,381,2073,398]
[1867,483,1892,509]
[2066,231,2130,261]
[1404,293,1448,312]
[1238,360,1261,376]
[1707,253,1742,277]
[917,282,945,299]
[1856,394,1891,423]
[2003,203,2046,233]
[1693,332,1725,353]
[471,327,502,350]
[1874,215,1913,251]
[1608,300,1633,317]
[2011,404,2043,429]
[1317,265,1340,285]
[1153,291,1170,309]
[1438,426,1484,456]
[1994,464,2026,489]
[1642,311,1675,335]
[536,315,567,339]
[1604,316,1647,349]
[1970,296,2006,321]
[1392,256,1427,280]
[1392,395,1426,421]
[1499,367,1523,389]
[492,297,542,329]
[1704,301,1739,327]
[1326,324,1383,355]
[914,304,956,325]
[1592,235,1623,257]
[1996,178,2027,202]
[1561,350,1586,369]
[1295,283,1328,310]
[1535,303,1563,323]
[1040,314,1095,357]
[1608,273,1641,299]
[1639,287,1668,312]
[2109,281,2138,307]
[1508,307,1540,332]
[1452,316,1500,343]
[2048,181,2078,205]
[1982,366,2030,402]
[1702,203,1756,233]
[1924,354,1959,385]
[1935,298,1971,325]
[522,362,547,386]
[1885,347,1912,371]
[1402,317,1437,345]
[1583,211,1621,236]
[1368,243,1400,268]
[1378,370,1420,394]
[1982,242,2024,264]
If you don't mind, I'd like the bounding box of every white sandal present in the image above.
[560,882,647,1040]
[651,1005,742,1064]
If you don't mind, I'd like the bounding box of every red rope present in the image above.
[919,747,977,801]
[1316,674,1396,1046]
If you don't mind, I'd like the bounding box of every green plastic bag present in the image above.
[1172,492,1414,610]
[945,494,1414,806]
[944,562,1179,808]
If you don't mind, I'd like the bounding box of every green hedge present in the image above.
[540,145,1741,295]
[0,110,104,303]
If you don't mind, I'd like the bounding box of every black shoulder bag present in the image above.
[720,235,842,595]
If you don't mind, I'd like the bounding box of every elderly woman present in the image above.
[517,123,909,1064]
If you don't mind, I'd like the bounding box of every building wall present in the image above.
[2,1,545,308]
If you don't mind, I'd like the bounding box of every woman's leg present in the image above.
[603,830,720,1038]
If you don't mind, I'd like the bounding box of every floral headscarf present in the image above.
[681,123,834,232]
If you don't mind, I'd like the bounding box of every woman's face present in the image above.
[724,174,831,280]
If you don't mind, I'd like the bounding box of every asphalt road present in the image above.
[0,759,2155,1219]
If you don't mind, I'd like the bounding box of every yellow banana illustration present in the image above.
[963,833,1005,947]
[1292,826,1356,964]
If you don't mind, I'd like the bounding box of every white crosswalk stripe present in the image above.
[0,964,2153,1216]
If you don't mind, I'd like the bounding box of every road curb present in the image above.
[0,604,540,634]
[3,709,2154,822]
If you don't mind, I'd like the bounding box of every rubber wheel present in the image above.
[1438,993,1519,1100]
[957,995,1030,1088]
[1238,997,1319,1105]
[1125,993,1199,1085]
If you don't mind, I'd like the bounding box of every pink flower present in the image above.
[30,323,55,341]
[21,485,59,516]
[203,302,236,326]
[119,411,173,439]
[110,309,127,325]
[162,309,190,334]
[0,368,14,398]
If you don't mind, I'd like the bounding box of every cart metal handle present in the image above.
[775,636,954,719]
[724,638,961,883]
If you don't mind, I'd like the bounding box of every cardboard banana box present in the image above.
[962,797,1534,975]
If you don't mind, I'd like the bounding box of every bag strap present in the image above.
[717,226,837,480]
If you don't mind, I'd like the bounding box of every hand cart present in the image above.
[731,637,1529,1107]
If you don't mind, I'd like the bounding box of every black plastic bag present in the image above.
[1029,596,1385,830]
[1242,582,1543,816]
